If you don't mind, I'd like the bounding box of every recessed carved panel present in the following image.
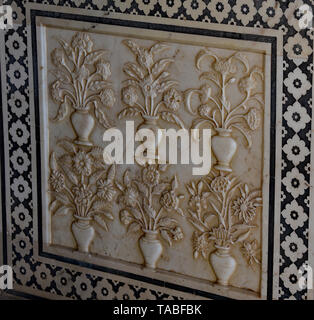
[35,15,273,299]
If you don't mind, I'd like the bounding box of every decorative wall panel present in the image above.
[0,0,312,300]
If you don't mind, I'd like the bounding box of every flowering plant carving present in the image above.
[185,49,264,147]
[186,171,261,264]
[48,139,117,231]
[118,40,185,128]
[116,164,184,246]
[50,32,115,131]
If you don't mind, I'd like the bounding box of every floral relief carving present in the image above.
[116,164,184,268]
[48,139,117,253]
[50,32,116,146]
[186,171,262,285]
[119,40,185,129]
[185,49,264,172]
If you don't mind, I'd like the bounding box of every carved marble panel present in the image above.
[25,6,282,300]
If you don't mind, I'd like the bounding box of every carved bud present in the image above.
[100,88,115,108]
[122,86,138,107]
[246,108,260,130]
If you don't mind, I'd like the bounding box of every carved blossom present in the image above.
[50,32,115,129]
[116,164,184,246]
[185,49,264,147]
[119,40,185,128]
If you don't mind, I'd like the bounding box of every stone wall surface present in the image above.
[0,0,313,300]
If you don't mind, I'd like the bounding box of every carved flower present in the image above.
[246,108,260,130]
[142,76,158,98]
[72,186,92,206]
[120,186,139,208]
[163,88,182,111]
[51,48,66,66]
[96,60,111,80]
[192,232,211,259]
[210,176,231,193]
[171,226,184,241]
[209,226,233,247]
[241,240,260,265]
[71,33,93,53]
[100,88,115,108]
[239,76,256,94]
[232,185,260,223]
[160,190,179,212]
[213,59,235,75]
[50,81,63,103]
[49,170,65,192]
[142,165,160,186]
[73,151,92,176]
[96,179,116,202]
[198,105,212,118]
[120,210,133,225]
[138,49,154,69]
[122,86,138,107]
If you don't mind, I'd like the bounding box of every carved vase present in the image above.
[212,128,237,172]
[70,110,95,146]
[71,216,95,253]
[136,115,163,164]
[210,246,236,286]
[139,230,163,269]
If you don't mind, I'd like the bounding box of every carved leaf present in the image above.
[62,166,79,185]
[84,50,107,64]
[171,175,178,190]
[102,211,114,220]
[123,170,131,187]
[235,230,251,243]
[49,200,59,212]
[129,208,142,220]
[124,62,144,79]
[152,58,173,77]
[152,183,169,195]
[128,222,141,233]
[58,140,77,153]
[94,214,108,231]
[94,104,111,128]
[89,169,105,185]
[123,40,142,57]
[158,217,177,228]
[50,152,58,171]
[92,200,107,210]
[149,43,169,55]
[160,111,184,128]
[157,80,177,94]
[160,229,172,246]
[51,69,70,84]
[188,218,206,233]
[89,80,108,92]
[59,39,73,57]
[118,107,140,119]
[52,100,68,122]
[54,206,72,216]
[50,191,69,205]
[134,180,148,197]
[107,164,116,182]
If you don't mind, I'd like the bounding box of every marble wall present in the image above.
[0,0,313,300]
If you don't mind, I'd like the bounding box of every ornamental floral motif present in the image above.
[48,139,117,233]
[116,164,184,246]
[186,171,262,266]
[119,40,185,128]
[185,49,264,148]
[49,32,116,145]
